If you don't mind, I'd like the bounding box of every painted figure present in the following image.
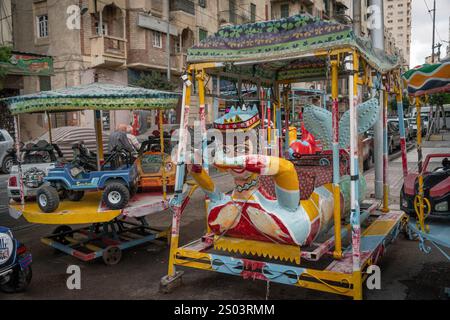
[189,99,379,247]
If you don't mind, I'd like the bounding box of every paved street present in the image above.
[0,138,449,300]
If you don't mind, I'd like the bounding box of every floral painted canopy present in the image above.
[402,60,450,97]
[4,83,180,115]
[188,14,399,82]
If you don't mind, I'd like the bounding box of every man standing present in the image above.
[108,124,135,153]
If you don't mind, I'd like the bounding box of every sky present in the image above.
[410,0,450,67]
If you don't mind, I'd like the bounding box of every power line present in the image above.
[423,0,443,43]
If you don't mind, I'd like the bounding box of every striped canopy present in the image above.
[3,82,181,115]
[402,60,450,97]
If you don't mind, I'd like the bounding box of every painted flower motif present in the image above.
[266,22,281,33]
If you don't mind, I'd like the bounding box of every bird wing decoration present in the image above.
[303,105,333,150]
[338,98,380,149]
[303,98,380,151]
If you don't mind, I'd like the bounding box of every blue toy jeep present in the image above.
[0,226,32,293]
[36,144,138,213]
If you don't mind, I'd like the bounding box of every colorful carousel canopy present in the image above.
[187,14,399,82]
[402,59,450,97]
[3,82,181,115]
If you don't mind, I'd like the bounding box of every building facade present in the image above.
[271,0,348,21]
[384,0,411,67]
[10,0,270,139]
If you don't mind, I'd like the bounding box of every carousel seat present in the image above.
[259,153,349,200]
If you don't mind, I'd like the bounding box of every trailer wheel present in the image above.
[53,225,72,244]
[103,182,130,210]
[37,186,60,213]
[67,190,84,202]
[102,246,122,265]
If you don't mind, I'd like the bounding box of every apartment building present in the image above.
[384,0,412,67]
[271,0,348,21]
[0,0,12,45]
[9,0,269,138]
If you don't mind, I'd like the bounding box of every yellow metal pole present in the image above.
[93,110,104,169]
[415,97,426,232]
[159,109,167,201]
[331,59,342,259]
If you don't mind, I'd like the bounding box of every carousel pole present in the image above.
[348,51,362,300]
[159,109,167,201]
[283,86,290,157]
[46,111,53,144]
[167,72,192,279]
[331,59,342,259]
[14,115,25,208]
[267,88,272,154]
[197,69,208,173]
[395,75,408,178]
[93,110,104,169]
[382,85,390,213]
[415,97,426,232]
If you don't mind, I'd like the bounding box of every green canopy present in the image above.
[4,82,180,115]
[188,14,399,81]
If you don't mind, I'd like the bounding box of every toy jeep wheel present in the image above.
[67,190,84,202]
[103,182,130,210]
[37,186,60,213]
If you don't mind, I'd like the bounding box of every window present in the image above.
[0,132,4,142]
[398,19,403,22]
[199,28,208,42]
[280,4,289,18]
[36,14,48,38]
[250,3,256,23]
[95,22,108,36]
[398,3,403,7]
[152,31,162,48]
[229,0,236,24]
[388,5,393,9]
[388,20,393,23]
[199,0,206,8]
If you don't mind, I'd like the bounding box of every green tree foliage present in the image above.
[131,71,177,91]
[429,93,450,107]
[0,46,12,88]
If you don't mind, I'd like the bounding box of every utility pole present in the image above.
[430,0,436,62]
[370,0,385,199]
[165,0,171,82]
[353,0,361,36]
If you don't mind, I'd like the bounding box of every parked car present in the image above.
[362,131,374,170]
[400,154,450,217]
[409,117,426,137]
[7,140,65,202]
[0,226,32,293]
[387,119,401,154]
[0,129,15,174]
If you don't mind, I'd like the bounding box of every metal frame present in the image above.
[162,47,407,299]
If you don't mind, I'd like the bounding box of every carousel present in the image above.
[3,82,197,265]
[161,14,408,299]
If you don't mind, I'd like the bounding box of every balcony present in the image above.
[170,0,195,15]
[90,35,127,68]
[219,10,250,27]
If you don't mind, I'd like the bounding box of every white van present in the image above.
[411,104,450,131]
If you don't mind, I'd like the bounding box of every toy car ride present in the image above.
[135,135,176,191]
[36,143,138,213]
[0,226,32,293]
[401,153,450,217]
[8,140,65,202]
